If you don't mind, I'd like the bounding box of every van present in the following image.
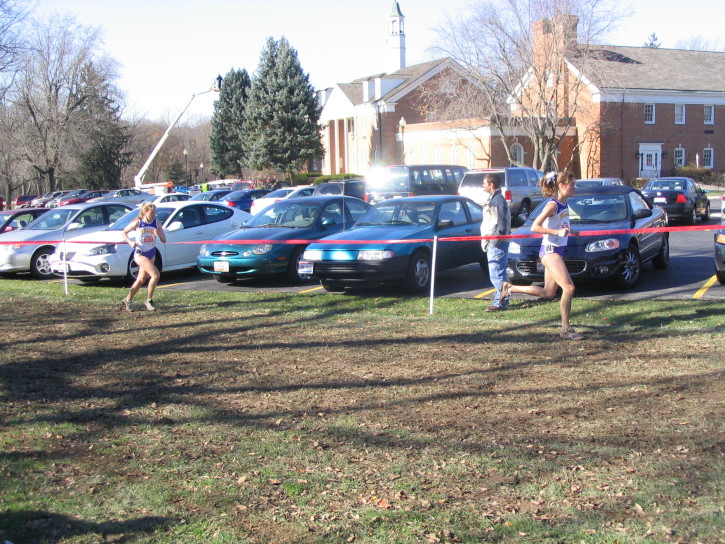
[364,165,468,205]
[312,179,366,200]
[458,167,544,224]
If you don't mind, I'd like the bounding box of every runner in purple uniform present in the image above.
[501,171,584,340]
[121,202,167,311]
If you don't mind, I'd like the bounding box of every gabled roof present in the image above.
[573,46,725,93]
[336,58,451,106]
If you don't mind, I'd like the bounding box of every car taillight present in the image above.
[363,194,369,202]
[504,190,512,201]
[676,194,687,203]
[223,201,235,207]
[408,192,414,197]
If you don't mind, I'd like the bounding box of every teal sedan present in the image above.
[197,196,370,284]
[299,196,486,293]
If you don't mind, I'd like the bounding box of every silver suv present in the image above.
[458,167,544,225]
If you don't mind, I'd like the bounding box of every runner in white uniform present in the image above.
[501,171,584,340]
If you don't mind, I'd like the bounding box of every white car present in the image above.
[140,192,191,206]
[249,185,314,215]
[50,201,250,282]
[0,202,134,279]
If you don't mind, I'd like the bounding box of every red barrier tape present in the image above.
[1,223,723,246]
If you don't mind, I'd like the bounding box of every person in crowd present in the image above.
[501,171,584,340]
[480,173,511,311]
[121,202,166,311]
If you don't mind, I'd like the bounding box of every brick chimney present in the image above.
[532,13,579,63]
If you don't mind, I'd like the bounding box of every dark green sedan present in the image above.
[197,196,370,284]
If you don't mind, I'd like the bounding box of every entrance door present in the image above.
[638,148,661,178]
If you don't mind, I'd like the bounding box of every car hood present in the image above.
[513,220,631,248]
[61,229,125,245]
[308,224,431,247]
[211,226,323,244]
[0,228,62,242]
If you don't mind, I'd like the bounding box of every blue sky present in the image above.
[36,0,725,121]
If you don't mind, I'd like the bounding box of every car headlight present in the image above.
[303,249,323,261]
[199,244,207,256]
[252,244,273,255]
[357,249,396,261]
[716,233,725,244]
[508,242,521,254]
[85,244,117,256]
[585,238,620,252]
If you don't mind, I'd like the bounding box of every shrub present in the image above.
[673,166,724,186]
[311,173,362,185]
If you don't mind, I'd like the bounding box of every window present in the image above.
[704,105,715,125]
[703,148,714,169]
[675,104,685,124]
[673,147,685,168]
[466,146,476,169]
[510,143,524,165]
[644,103,655,124]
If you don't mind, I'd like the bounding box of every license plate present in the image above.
[213,261,229,272]
[298,261,313,275]
[654,197,666,203]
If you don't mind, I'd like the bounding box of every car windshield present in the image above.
[645,180,684,191]
[357,201,436,226]
[529,195,628,224]
[264,188,293,199]
[108,207,174,230]
[25,208,76,230]
[576,180,604,187]
[245,201,322,228]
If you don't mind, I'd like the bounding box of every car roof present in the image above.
[375,195,469,204]
[155,200,234,210]
[0,207,48,215]
[467,166,537,172]
[54,201,135,212]
[279,195,367,205]
[573,185,636,195]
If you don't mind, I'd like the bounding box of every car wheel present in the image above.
[30,247,55,279]
[321,281,346,293]
[614,244,641,289]
[652,235,669,269]
[126,253,161,283]
[287,246,310,283]
[702,202,710,222]
[717,267,725,285]
[684,206,696,225]
[403,249,431,293]
[213,274,236,284]
[517,200,531,226]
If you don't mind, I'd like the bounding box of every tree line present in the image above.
[0,0,322,204]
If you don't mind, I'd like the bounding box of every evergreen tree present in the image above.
[244,37,323,181]
[210,68,251,177]
[644,32,661,48]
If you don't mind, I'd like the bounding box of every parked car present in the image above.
[44,190,73,208]
[190,189,233,202]
[12,195,38,209]
[0,202,133,279]
[640,177,710,225]
[363,165,468,205]
[198,195,370,284]
[220,189,271,212]
[50,201,250,282]
[0,208,49,234]
[49,189,89,207]
[141,192,191,205]
[58,189,111,206]
[249,186,314,215]
[31,192,60,207]
[88,188,155,205]
[576,178,624,188]
[506,186,669,289]
[230,180,255,192]
[458,167,545,225]
[299,195,485,293]
[715,211,725,285]
[313,180,366,201]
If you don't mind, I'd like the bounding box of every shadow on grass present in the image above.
[0,510,174,544]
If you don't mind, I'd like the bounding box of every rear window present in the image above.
[365,167,409,191]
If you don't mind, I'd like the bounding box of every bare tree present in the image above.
[9,15,121,192]
[0,0,31,99]
[430,0,629,171]
[675,36,723,52]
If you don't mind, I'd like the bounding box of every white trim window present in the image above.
[673,147,685,168]
[510,143,524,165]
[703,148,714,169]
[644,103,655,124]
[704,105,715,125]
[466,146,476,169]
[674,104,686,125]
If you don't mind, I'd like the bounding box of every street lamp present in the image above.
[199,162,204,182]
[183,148,188,182]
[398,117,407,164]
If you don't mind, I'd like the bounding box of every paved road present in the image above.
[49,198,724,302]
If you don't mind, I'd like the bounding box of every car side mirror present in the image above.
[167,221,184,232]
[437,219,454,228]
[66,221,83,231]
[321,218,336,226]
[633,209,652,220]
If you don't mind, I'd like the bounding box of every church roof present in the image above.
[390,1,404,17]
[572,45,725,94]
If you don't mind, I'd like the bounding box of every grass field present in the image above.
[0,280,723,543]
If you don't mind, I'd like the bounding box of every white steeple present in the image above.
[386,1,406,73]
